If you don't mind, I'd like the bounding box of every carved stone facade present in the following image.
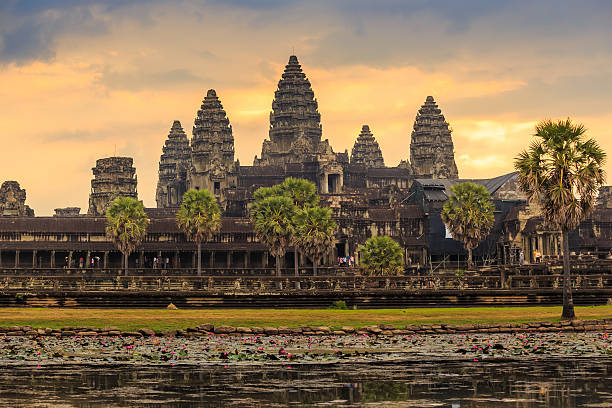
[409,96,458,179]
[350,125,385,168]
[188,89,238,208]
[88,157,138,216]
[54,207,81,217]
[156,120,191,208]
[255,55,333,166]
[0,181,34,216]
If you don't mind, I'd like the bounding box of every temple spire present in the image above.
[350,125,385,168]
[409,96,458,179]
[156,120,191,208]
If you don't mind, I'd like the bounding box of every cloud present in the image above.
[98,68,204,91]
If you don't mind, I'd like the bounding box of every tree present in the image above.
[441,182,495,269]
[252,178,319,275]
[359,236,404,276]
[176,189,221,276]
[294,206,337,276]
[105,197,149,275]
[515,118,606,320]
[250,195,296,276]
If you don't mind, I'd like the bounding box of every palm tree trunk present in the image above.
[294,247,299,276]
[124,252,128,276]
[313,258,318,276]
[561,229,575,320]
[197,241,202,277]
[276,255,281,276]
[467,248,473,269]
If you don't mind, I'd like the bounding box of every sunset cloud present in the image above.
[1,0,610,215]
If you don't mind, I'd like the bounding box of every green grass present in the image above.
[0,306,610,332]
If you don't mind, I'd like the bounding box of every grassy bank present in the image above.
[0,306,610,332]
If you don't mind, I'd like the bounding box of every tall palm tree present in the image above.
[176,189,221,276]
[279,178,318,275]
[250,195,296,276]
[294,206,337,276]
[515,119,606,320]
[441,182,495,269]
[105,197,150,276]
[359,236,404,276]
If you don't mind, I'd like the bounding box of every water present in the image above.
[0,359,611,407]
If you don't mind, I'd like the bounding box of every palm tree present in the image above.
[250,195,296,276]
[359,236,404,276]
[279,178,318,275]
[176,189,221,276]
[515,118,606,320]
[441,182,495,269]
[294,206,337,276]
[105,197,149,276]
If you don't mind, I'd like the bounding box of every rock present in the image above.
[77,331,98,337]
[214,325,236,334]
[139,329,155,336]
[61,330,76,337]
[332,330,346,335]
[108,330,121,336]
[571,320,584,327]
[277,326,292,334]
[167,303,178,310]
[251,327,264,334]
[314,326,331,334]
[341,326,355,333]
[263,327,278,335]
[367,326,382,334]
[379,324,395,330]
[290,328,303,334]
[196,324,214,332]
[236,327,252,334]
[102,326,120,332]
[122,331,143,337]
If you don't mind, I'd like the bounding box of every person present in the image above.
[165,257,170,269]
[79,257,84,268]
[519,250,525,265]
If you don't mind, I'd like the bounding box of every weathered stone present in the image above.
[139,329,155,337]
[87,157,138,216]
[156,120,192,208]
[214,325,236,334]
[77,331,98,337]
[350,125,385,168]
[263,327,278,335]
[314,326,331,334]
[236,327,252,334]
[197,324,214,332]
[0,181,34,216]
[340,326,355,333]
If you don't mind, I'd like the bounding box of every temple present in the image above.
[410,96,459,179]
[88,157,138,216]
[0,54,610,272]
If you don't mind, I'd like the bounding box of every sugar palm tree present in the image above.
[105,197,149,276]
[294,206,337,276]
[441,182,495,269]
[176,189,221,276]
[279,178,318,275]
[250,195,296,276]
[515,119,606,320]
[359,236,404,276]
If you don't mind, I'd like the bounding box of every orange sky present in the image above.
[1,1,611,215]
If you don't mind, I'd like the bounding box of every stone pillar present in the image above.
[263,251,268,268]
[227,251,232,268]
[86,251,91,268]
[103,252,108,268]
[192,251,196,268]
[50,251,55,268]
[538,235,544,257]
[174,250,179,268]
[32,250,37,267]
[244,252,249,268]
[68,251,73,268]
[139,251,144,268]
[210,251,215,268]
[15,250,20,268]
[0,249,3,267]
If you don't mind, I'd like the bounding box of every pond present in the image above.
[0,358,610,407]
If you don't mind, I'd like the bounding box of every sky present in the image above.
[1,0,611,215]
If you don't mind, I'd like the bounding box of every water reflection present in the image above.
[0,359,610,407]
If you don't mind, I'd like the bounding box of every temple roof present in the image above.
[350,125,385,168]
[414,172,518,202]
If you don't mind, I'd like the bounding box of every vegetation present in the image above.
[441,182,495,268]
[105,197,149,275]
[294,206,337,275]
[327,300,349,310]
[250,195,296,276]
[515,119,606,320]
[359,236,404,276]
[176,189,221,276]
[0,306,609,332]
[251,178,335,276]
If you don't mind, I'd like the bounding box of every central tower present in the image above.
[255,55,325,166]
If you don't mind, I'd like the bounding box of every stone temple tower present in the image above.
[156,120,191,208]
[256,55,329,165]
[188,89,237,202]
[88,157,138,216]
[350,125,385,168]
[409,96,458,179]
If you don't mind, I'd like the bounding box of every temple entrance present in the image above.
[328,174,340,193]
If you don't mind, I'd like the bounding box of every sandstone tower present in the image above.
[156,120,191,208]
[188,89,237,202]
[409,96,458,179]
[256,55,331,165]
[88,157,138,216]
[0,181,34,216]
[350,125,385,168]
